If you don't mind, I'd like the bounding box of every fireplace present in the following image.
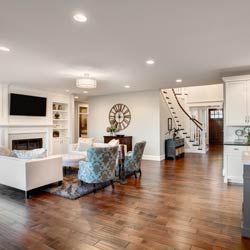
[12,138,43,150]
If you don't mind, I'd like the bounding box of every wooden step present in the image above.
[186,136,190,138]
[163,91,167,94]
[182,132,187,134]
[170,107,174,109]
[193,144,200,146]
[168,102,172,104]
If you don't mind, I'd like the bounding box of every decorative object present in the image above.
[53,131,60,138]
[104,135,133,151]
[76,74,97,89]
[53,104,57,110]
[54,113,60,119]
[245,132,250,143]
[106,125,117,135]
[235,129,244,140]
[109,104,131,131]
[58,104,63,110]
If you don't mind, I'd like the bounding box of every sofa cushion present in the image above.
[0,145,11,157]
[12,148,47,159]
[108,139,119,147]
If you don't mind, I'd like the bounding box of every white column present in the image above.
[0,84,9,147]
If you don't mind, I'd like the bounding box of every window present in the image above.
[210,109,223,119]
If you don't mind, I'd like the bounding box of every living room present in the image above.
[1,1,250,250]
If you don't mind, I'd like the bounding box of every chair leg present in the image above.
[134,171,137,179]
[93,183,96,193]
[111,180,115,189]
[139,169,142,176]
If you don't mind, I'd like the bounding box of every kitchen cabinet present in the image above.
[223,145,248,183]
[225,81,250,126]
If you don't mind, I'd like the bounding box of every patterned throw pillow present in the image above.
[12,148,47,159]
[77,142,92,152]
[0,146,11,157]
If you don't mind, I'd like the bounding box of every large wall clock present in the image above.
[109,104,131,131]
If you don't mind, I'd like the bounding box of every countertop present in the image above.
[224,141,250,146]
[242,151,250,165]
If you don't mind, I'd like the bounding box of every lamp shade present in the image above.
[76,78,97,88]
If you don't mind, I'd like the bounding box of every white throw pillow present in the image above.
[78,137,94,146]
[77,142,92,152]
[12,148,47,159]
[108,139,119,147]
[0,145,11,157]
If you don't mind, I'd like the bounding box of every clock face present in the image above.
[109,104,131,131]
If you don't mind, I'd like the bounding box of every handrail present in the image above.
[171,89,203,131]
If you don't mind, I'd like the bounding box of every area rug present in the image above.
[45,171,111,200]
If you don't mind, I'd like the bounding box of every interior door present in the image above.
[209,109,224,145]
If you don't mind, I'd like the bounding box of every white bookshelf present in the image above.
[52,102,69,154]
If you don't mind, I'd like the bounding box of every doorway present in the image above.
[209,109,223,145]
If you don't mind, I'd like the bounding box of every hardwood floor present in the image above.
[0,145,250,250]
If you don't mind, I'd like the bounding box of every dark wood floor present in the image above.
[0,145,250,250]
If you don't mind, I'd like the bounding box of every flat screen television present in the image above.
[10,93,47,116]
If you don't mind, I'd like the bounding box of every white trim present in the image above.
[223,75,250,82]
[142,154,165,161]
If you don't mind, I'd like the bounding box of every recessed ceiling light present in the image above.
[74,96,79,99]
[176,79,182,83]
[0,46,10,52]
[73,14,87,23]
[124,85,130,89]
[65,89,70,92]
[146,59,155,65]
[83,91,88,94]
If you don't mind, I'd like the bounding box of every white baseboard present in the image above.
[142,154,165,161]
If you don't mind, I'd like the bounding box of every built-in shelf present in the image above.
[52,102,69,142]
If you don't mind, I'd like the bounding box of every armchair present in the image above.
[78,146,118,191]
[124,141,146,178]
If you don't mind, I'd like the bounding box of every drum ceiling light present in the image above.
[76,77,97,89]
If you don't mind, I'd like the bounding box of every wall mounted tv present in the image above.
[10,93,47,117]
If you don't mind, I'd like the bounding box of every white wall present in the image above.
[160,93,172,157]
[88,90,161,160]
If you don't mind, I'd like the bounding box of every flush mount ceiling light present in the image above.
[124,85,130,89]
[74,96,79,99]
[83,90,88,94]
[76,75,97,89]
[176,79,183,83]
[73,13,87,22]
[0,46,10,52]
[146,59,155,65]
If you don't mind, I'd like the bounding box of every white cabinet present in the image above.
[223,145,248,184]
[225,81,250,126]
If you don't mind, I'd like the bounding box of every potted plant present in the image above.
[106,125,118,136]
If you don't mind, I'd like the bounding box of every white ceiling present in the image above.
[1,0,250,97]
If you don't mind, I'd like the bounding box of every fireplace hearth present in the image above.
[12,138,43,150]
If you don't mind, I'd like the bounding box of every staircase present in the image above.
[161,88,208,153]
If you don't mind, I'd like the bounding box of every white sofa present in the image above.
[0,155,63,198]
